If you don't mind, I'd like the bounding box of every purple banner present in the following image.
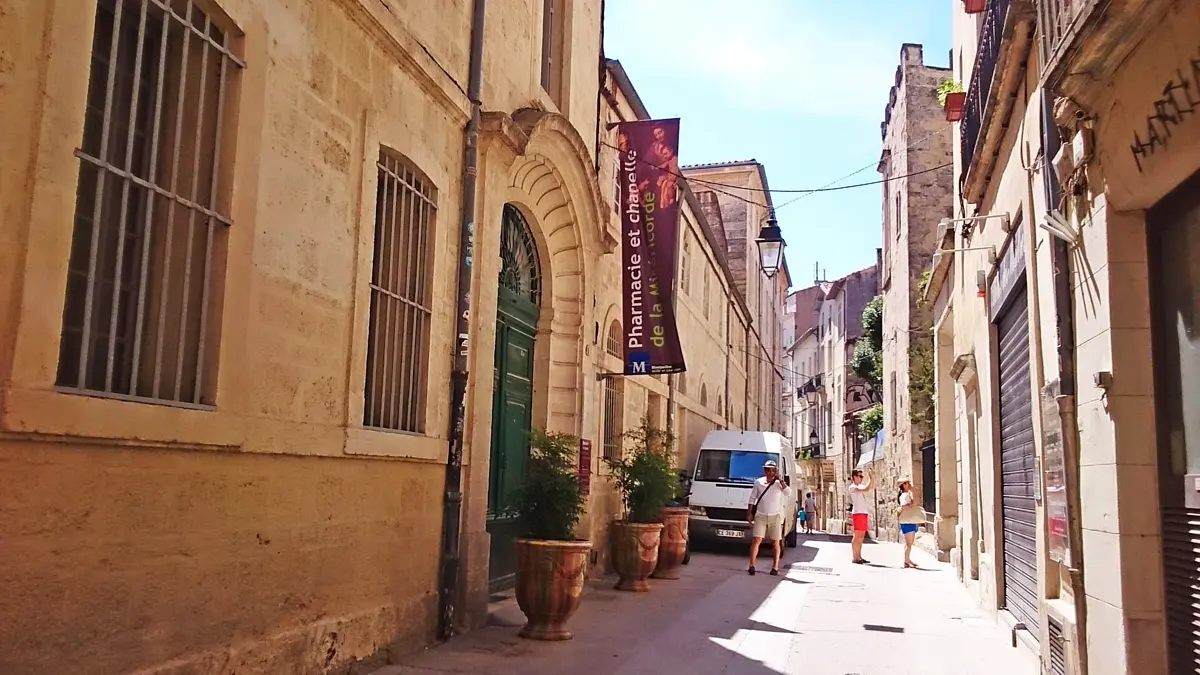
[618,119,686,375]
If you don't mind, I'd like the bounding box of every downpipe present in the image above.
[1040,88,1088,674]
[437,0,486,642]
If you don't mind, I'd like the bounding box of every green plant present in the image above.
[908,338,936,433]
[605,417,678,524]
[860,404,884,441]
[916,268,932,305]
[937,79,964,107]
[851,295,884,387]
[512,429,586,541]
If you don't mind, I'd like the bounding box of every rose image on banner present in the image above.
[617,119,686,375]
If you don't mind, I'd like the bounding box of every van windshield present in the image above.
[694,450,780,484]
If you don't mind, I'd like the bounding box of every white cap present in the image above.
[763,460,778,469]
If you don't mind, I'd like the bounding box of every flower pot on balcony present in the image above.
[962,0,987,13]
[651,506,690,580]
[515,538,592,641]
[944,92,967,122]
[611,521,664,592]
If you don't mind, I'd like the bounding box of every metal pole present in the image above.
[438,0,486,641]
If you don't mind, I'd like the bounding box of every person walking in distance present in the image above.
[849,469,874,564]
[747,460,791,576]
[803,492,818,534]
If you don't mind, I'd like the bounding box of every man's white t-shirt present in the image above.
[849,484,871,514]
[804,495,817,512]
[749,476,791,517]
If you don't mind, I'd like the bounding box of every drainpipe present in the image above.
[437,0,486,642]
[1040,89,1088,675]
[593,0,606,173]
[724,303,731,429]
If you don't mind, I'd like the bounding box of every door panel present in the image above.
[486,317,536,592]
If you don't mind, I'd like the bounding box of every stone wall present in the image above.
[876,44,953,542]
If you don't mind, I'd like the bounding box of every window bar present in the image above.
[146,0,244,67]
[193,27,232,404]
[77,0,127,391]
[129,0,174,398]
[173,13,214,402]
[392,160,410,430]
[152,0,195,399]
[400,167,418,431]
[104,0,152,393]
[379,157,401,429]
[396,168,415,431]
[412,188,430,430]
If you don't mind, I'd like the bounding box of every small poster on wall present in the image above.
[578,439,592,497]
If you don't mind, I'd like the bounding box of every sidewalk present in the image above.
[375,534,1039,675]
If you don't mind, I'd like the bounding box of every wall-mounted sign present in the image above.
[617,119,686,375]
[578,439,592,497]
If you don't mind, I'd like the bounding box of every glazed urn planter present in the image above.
[611,521,664,592]
[514,538,592,640]
[651,507,690,580]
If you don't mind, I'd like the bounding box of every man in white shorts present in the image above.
[747,460,792,576]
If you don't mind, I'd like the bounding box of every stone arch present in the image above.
[501,110,607,436]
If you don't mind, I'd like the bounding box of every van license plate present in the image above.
[715,529,744,539]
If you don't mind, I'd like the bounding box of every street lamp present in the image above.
[755,215,785,279]
[808,429,819,448]
[803,384,818,407]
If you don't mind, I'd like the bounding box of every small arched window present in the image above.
[606,320,621,357]
[700,383,708,408]
[678,373,687,396]
[717,394,723,416]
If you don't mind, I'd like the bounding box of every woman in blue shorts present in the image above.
[897,480,923,569]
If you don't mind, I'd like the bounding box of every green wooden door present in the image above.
[487,205,541,592]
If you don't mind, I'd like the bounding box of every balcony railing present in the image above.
[1037,0,1170,104]
[960,0,1037,203]
[1037,0,1081,70]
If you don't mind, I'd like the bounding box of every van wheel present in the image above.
[785,521,799,548]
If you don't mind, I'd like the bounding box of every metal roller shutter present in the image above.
[996,284,1039,636]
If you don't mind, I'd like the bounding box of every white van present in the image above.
[685,430,799,549]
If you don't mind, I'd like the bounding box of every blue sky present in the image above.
[603,0,952,288]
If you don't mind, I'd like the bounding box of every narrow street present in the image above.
[377,535,1039,675]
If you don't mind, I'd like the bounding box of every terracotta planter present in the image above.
[962,0,986,13]
[651,507,690,580]
[514,538,592,641]
[610,521,663,592]
[944,91,966,122]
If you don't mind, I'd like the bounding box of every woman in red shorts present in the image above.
[848,469,874,564]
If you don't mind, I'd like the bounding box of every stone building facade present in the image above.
[681,161,789,436]
[927,0,1200,672]
[592,59,756,562]
[0,2,789,671]
[788,264,880,535]
[876,44,954,543]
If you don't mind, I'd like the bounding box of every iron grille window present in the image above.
[363,151,435,433]
[602,377,622,461]
[605,320,621,358]
[58,0,243,406]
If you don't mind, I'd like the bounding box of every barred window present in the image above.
[681,235,692,294]
[363,151,435,433]
[58,0,243,406]
[606,319,621,358]
[602,377,623,461]
[540,0,566,105]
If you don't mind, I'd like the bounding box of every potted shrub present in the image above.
[605,418,677,592]
[652,429,690,580]
[511,429,590,641]
[963,0,987,14]
[938,79,966,122]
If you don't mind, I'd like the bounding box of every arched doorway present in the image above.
[487,204,542,591]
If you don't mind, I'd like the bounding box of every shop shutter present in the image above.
[996,284,1039,636]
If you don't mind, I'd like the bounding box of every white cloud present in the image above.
[605,0,900,119]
